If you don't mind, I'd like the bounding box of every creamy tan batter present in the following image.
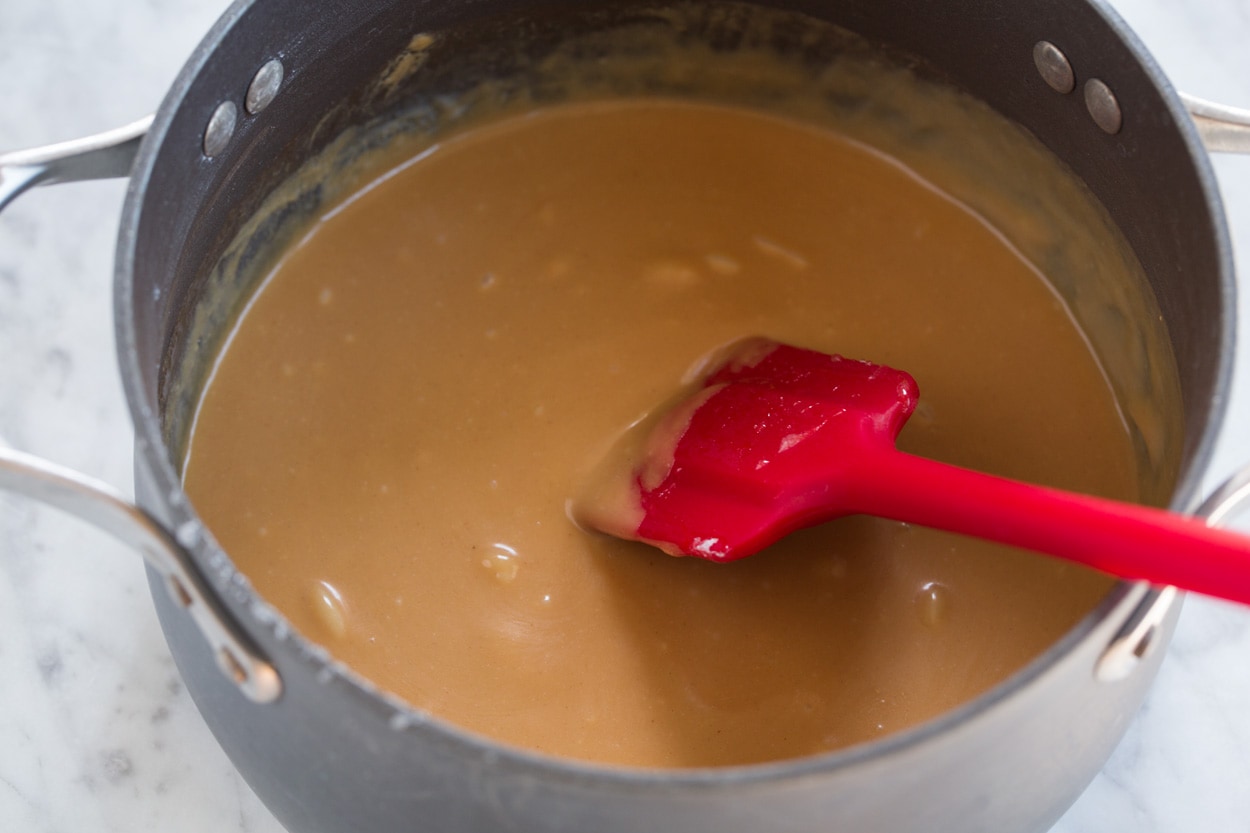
[184,99,1141,768]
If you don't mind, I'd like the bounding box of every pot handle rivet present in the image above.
[216,646,250,685]
[167,574,194,608]
[1084,78,1124,135]
[246,59,284,115]
[1096,586,1174,683]
[1033,41,1075,95]
[203,100,238,158]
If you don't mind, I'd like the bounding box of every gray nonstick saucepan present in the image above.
[3,1,1250,831]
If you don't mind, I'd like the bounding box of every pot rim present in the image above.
[112,0,1236,790]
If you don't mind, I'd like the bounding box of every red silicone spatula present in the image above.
[576,338,1250,606]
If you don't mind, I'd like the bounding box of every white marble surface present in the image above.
[0,1,1248,831]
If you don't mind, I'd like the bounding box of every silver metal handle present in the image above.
[1195,465,1250,527]
[1182,93,1250,154]
[0,115,152,212]
[1097,466,1250,682]
[0,118,282,703]
[0,447,281,703]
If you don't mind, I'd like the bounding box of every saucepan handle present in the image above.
[1181,94,1250,154]
[0,121,282,704]
[0,116,152,212]
[1095,466,1250,683]
[0,446,281,703]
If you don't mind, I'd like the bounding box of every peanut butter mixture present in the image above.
[184,99,1136,768]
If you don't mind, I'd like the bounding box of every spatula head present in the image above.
[576,338,919,561]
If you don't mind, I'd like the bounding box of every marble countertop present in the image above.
[1,1,1248,830]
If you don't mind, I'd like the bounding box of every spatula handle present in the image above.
[854,450,1250,605]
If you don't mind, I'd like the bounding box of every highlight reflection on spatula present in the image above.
[576,338,1250,606]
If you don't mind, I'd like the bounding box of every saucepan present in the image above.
[2,0,1250,831]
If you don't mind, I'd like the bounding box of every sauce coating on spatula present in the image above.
[576,338,920,559]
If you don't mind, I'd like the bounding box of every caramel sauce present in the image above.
[184,99,1134,768]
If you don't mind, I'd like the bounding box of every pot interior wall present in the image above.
[128,0,1225,509]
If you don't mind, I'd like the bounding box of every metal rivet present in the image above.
[1130,625,1158,659]
[216,646,249,685]
[203,100,238,157]
[1096,586,1176,683]
[166,575,193,608]
[1084,78,1123,134]
[1033,41,1075,95]
[175,519,201,548]
[246,59,284,115]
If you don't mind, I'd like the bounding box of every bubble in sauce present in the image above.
[914,581,951,627]
[481,543,521,583]
[311,580,349,639]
